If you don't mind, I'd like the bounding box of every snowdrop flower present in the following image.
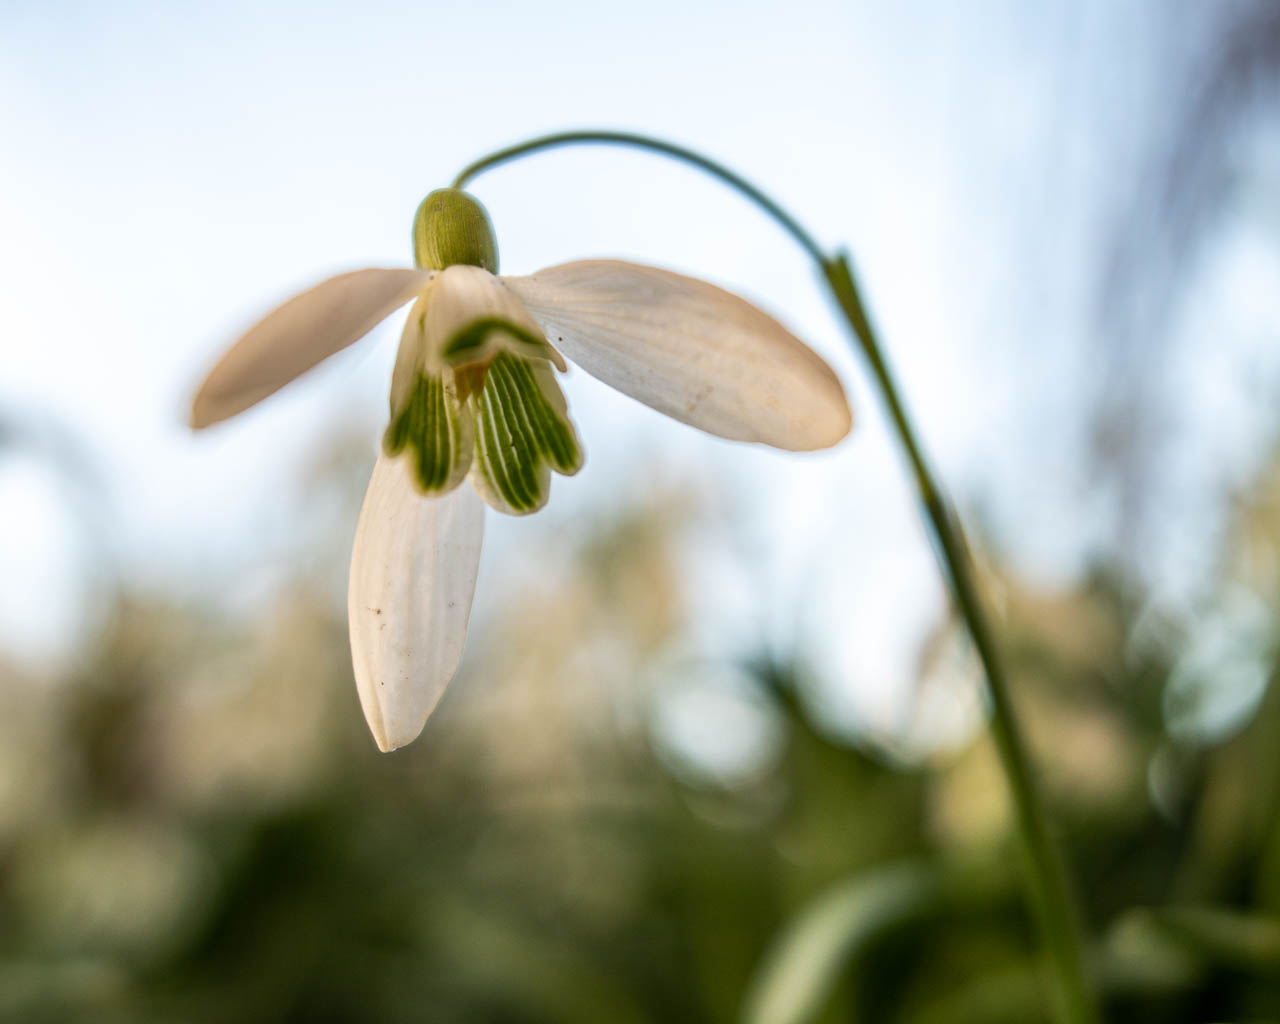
[191,189,851,751]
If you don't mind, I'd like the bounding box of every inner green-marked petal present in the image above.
[383,372,473,495]
[489,357,574,476]
[479,387,536,512]
[481,374,535,510]
[513,358,582,472]
[486,376,532,506]
[468,353,583,516]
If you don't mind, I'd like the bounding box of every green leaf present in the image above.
[741,863,943,1024]
[1113,906,1280,976]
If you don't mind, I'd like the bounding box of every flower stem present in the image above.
[454,131,1100,1023]
[452,130,828,266]
[822,252,1099,1024]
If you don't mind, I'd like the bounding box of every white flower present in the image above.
[191,190,851,751]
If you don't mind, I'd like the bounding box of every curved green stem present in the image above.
[454,131,1100,1024]
[452,130,827,266]
[822,253,1099,1024]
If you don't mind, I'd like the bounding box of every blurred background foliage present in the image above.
[3,1,1280,1021]
[2,425,1280,1022]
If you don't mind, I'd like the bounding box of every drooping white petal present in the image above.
[505,260,852,451]
[191,268,433,428]
[348,453,484,752]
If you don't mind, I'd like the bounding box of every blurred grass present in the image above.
[2,432,1280,1023]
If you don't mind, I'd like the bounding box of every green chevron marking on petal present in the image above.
[382,371,474,494]
[469,353,583,515]
[441,318,566,371]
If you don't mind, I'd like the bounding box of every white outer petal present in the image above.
[348,453,485,752]
[504,260,852,451]
[191,268,433,428]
